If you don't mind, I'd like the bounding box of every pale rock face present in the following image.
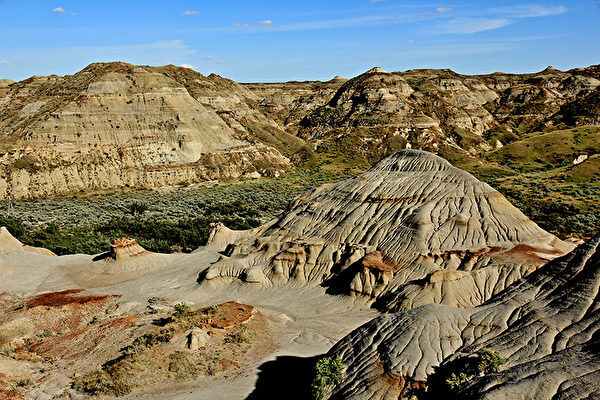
[187,328,210,350]
[0,63,292,199]
[292,66,600,157]
[573,154,588,164]
[325,234,600,400]
[0,226,55,256]
[199,150,572,308]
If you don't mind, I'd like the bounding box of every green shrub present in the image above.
[444,348,508,391]
[476,348,508,374]
[445,372,468,389]
[311,355,344,400]
[172,303,190,317]
[224,325,249,344]
[128,202,149,216]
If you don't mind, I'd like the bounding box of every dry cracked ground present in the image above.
[1,150,598,399]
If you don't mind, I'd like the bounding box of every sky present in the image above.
[0,0,599,82]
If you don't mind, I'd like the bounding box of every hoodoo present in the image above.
[199,150,573,308]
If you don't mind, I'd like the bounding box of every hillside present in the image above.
[0,62,294,199]
[1,63,599,239]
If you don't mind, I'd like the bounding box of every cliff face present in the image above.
[0,63,291,199]
[325,233,600,400]
[1,62,599,199]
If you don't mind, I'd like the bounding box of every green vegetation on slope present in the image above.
[0,170,342,255]
[0,126,597,254]
[443,126,600,239]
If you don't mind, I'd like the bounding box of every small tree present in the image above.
[311,355,344,400]
[477,348,508,374]
[444,348,508,391]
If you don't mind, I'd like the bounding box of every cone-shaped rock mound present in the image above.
[325,233,600,399]
[200,150,572,306]
[0,226,56,256]
[109,237,147,261]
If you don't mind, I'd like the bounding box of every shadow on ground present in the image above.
[246,354,322,400]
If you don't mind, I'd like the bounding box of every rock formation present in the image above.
[0,62,292,199]
[2,63,599,199]
[0,226,55,256]
[199,150,572,308]
[295,65,600,162]
[324,233,600,400]
[108,237,147,261]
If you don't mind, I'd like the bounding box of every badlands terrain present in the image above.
[0,63,599,399]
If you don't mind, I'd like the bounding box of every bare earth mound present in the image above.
[200,150,572,309]
[325,233,600,400]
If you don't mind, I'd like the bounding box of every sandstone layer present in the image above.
[199,150,572,307]
[0,63,293,199]
[2,63,600,199]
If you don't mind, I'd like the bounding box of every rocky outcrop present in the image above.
[199,150,572,307]
[0,62,292,199]
[293,65,600,159]
[2,63,600,199]
[109,237,146,261]
[324,233,600,400]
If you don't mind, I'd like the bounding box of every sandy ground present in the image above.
[0,244,379,399]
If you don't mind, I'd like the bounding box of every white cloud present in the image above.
[435,7,453,13]
[0,60,13,64]
[436,18,511,34]
[405,39,416,43]
[198,56,225,64]
[180,64,196,69]
[491,5,567,18]
[230,13,429,33]
[52,7,66,14]
[182,10,201,16]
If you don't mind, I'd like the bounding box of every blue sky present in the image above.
[0,0,599,82]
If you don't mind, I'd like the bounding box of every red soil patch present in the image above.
[0,390,25,400]
[101,315,138,329]
[26,289,109,308]
[446,246,507,257]
[361,252,397,273]
[219,358,240,370]
[210,301,254,329]
[504,244,563,262]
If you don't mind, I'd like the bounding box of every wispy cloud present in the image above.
[233,13,431,32]
[182,10,201,16]
[437,18,511,34]
[435,7,453,13]
[490,5,566,18]
[0,60,14,65]
[434,3,567,34]
[369,0,387,3]
[52,7,66,14]
[197,56,225,64]
[180,64,195,69]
